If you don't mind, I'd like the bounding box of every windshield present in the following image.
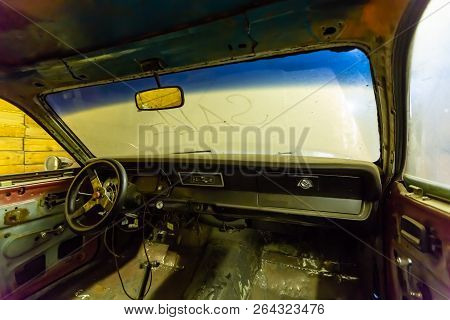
[46,48,379,161]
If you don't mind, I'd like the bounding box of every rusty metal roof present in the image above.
[0,0,407,84]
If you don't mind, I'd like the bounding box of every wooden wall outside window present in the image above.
[0,99,74,175]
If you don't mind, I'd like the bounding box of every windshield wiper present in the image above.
[172,149,213,155]
[278,151,294,155]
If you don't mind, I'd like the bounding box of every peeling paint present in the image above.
[3,208,29,226]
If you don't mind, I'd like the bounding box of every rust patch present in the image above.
[361,0,408,37]
[4,207,29,226]
[0,178,72,206]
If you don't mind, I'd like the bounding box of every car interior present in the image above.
[0,0,448,300]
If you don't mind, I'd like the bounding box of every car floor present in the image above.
[40,224,368,300]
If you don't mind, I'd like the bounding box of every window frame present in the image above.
[399,0,450,201]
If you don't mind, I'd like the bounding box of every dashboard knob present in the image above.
[298,178,314,190]
[155,200,164,210]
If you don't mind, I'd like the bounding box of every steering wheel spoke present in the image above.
[86,167,103,191]
[99,196,114,212]
[70,198,96,220]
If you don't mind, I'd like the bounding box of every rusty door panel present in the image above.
[384,182,450,299]
[0,177,98,299]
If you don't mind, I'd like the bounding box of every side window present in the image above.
[0,99,77,175]
[404,0,450,197]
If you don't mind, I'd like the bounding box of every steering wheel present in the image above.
[65,159,128,234]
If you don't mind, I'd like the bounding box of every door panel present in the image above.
[384,182,450,299]
[0,177,98,299]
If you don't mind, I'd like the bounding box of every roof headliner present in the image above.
[0,0,407,83]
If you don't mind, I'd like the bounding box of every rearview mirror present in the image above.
[135,86,184,111]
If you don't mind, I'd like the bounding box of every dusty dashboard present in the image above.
[120,155,382,222]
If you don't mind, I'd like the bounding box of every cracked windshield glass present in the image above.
[45,48,379,161]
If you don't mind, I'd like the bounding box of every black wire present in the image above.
[103,229,122,258]
[160,168,173,187]
[111,224,138,300]
[110,206,153,300]
[141,201,152,298]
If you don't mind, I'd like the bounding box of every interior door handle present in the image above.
[400,215,429,252]
[395,256,423,299]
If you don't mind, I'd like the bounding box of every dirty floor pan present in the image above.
[40,226,368,300]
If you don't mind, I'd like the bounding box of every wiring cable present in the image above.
[109,204,153,300]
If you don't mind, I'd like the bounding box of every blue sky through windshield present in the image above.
[47,48,372,115]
